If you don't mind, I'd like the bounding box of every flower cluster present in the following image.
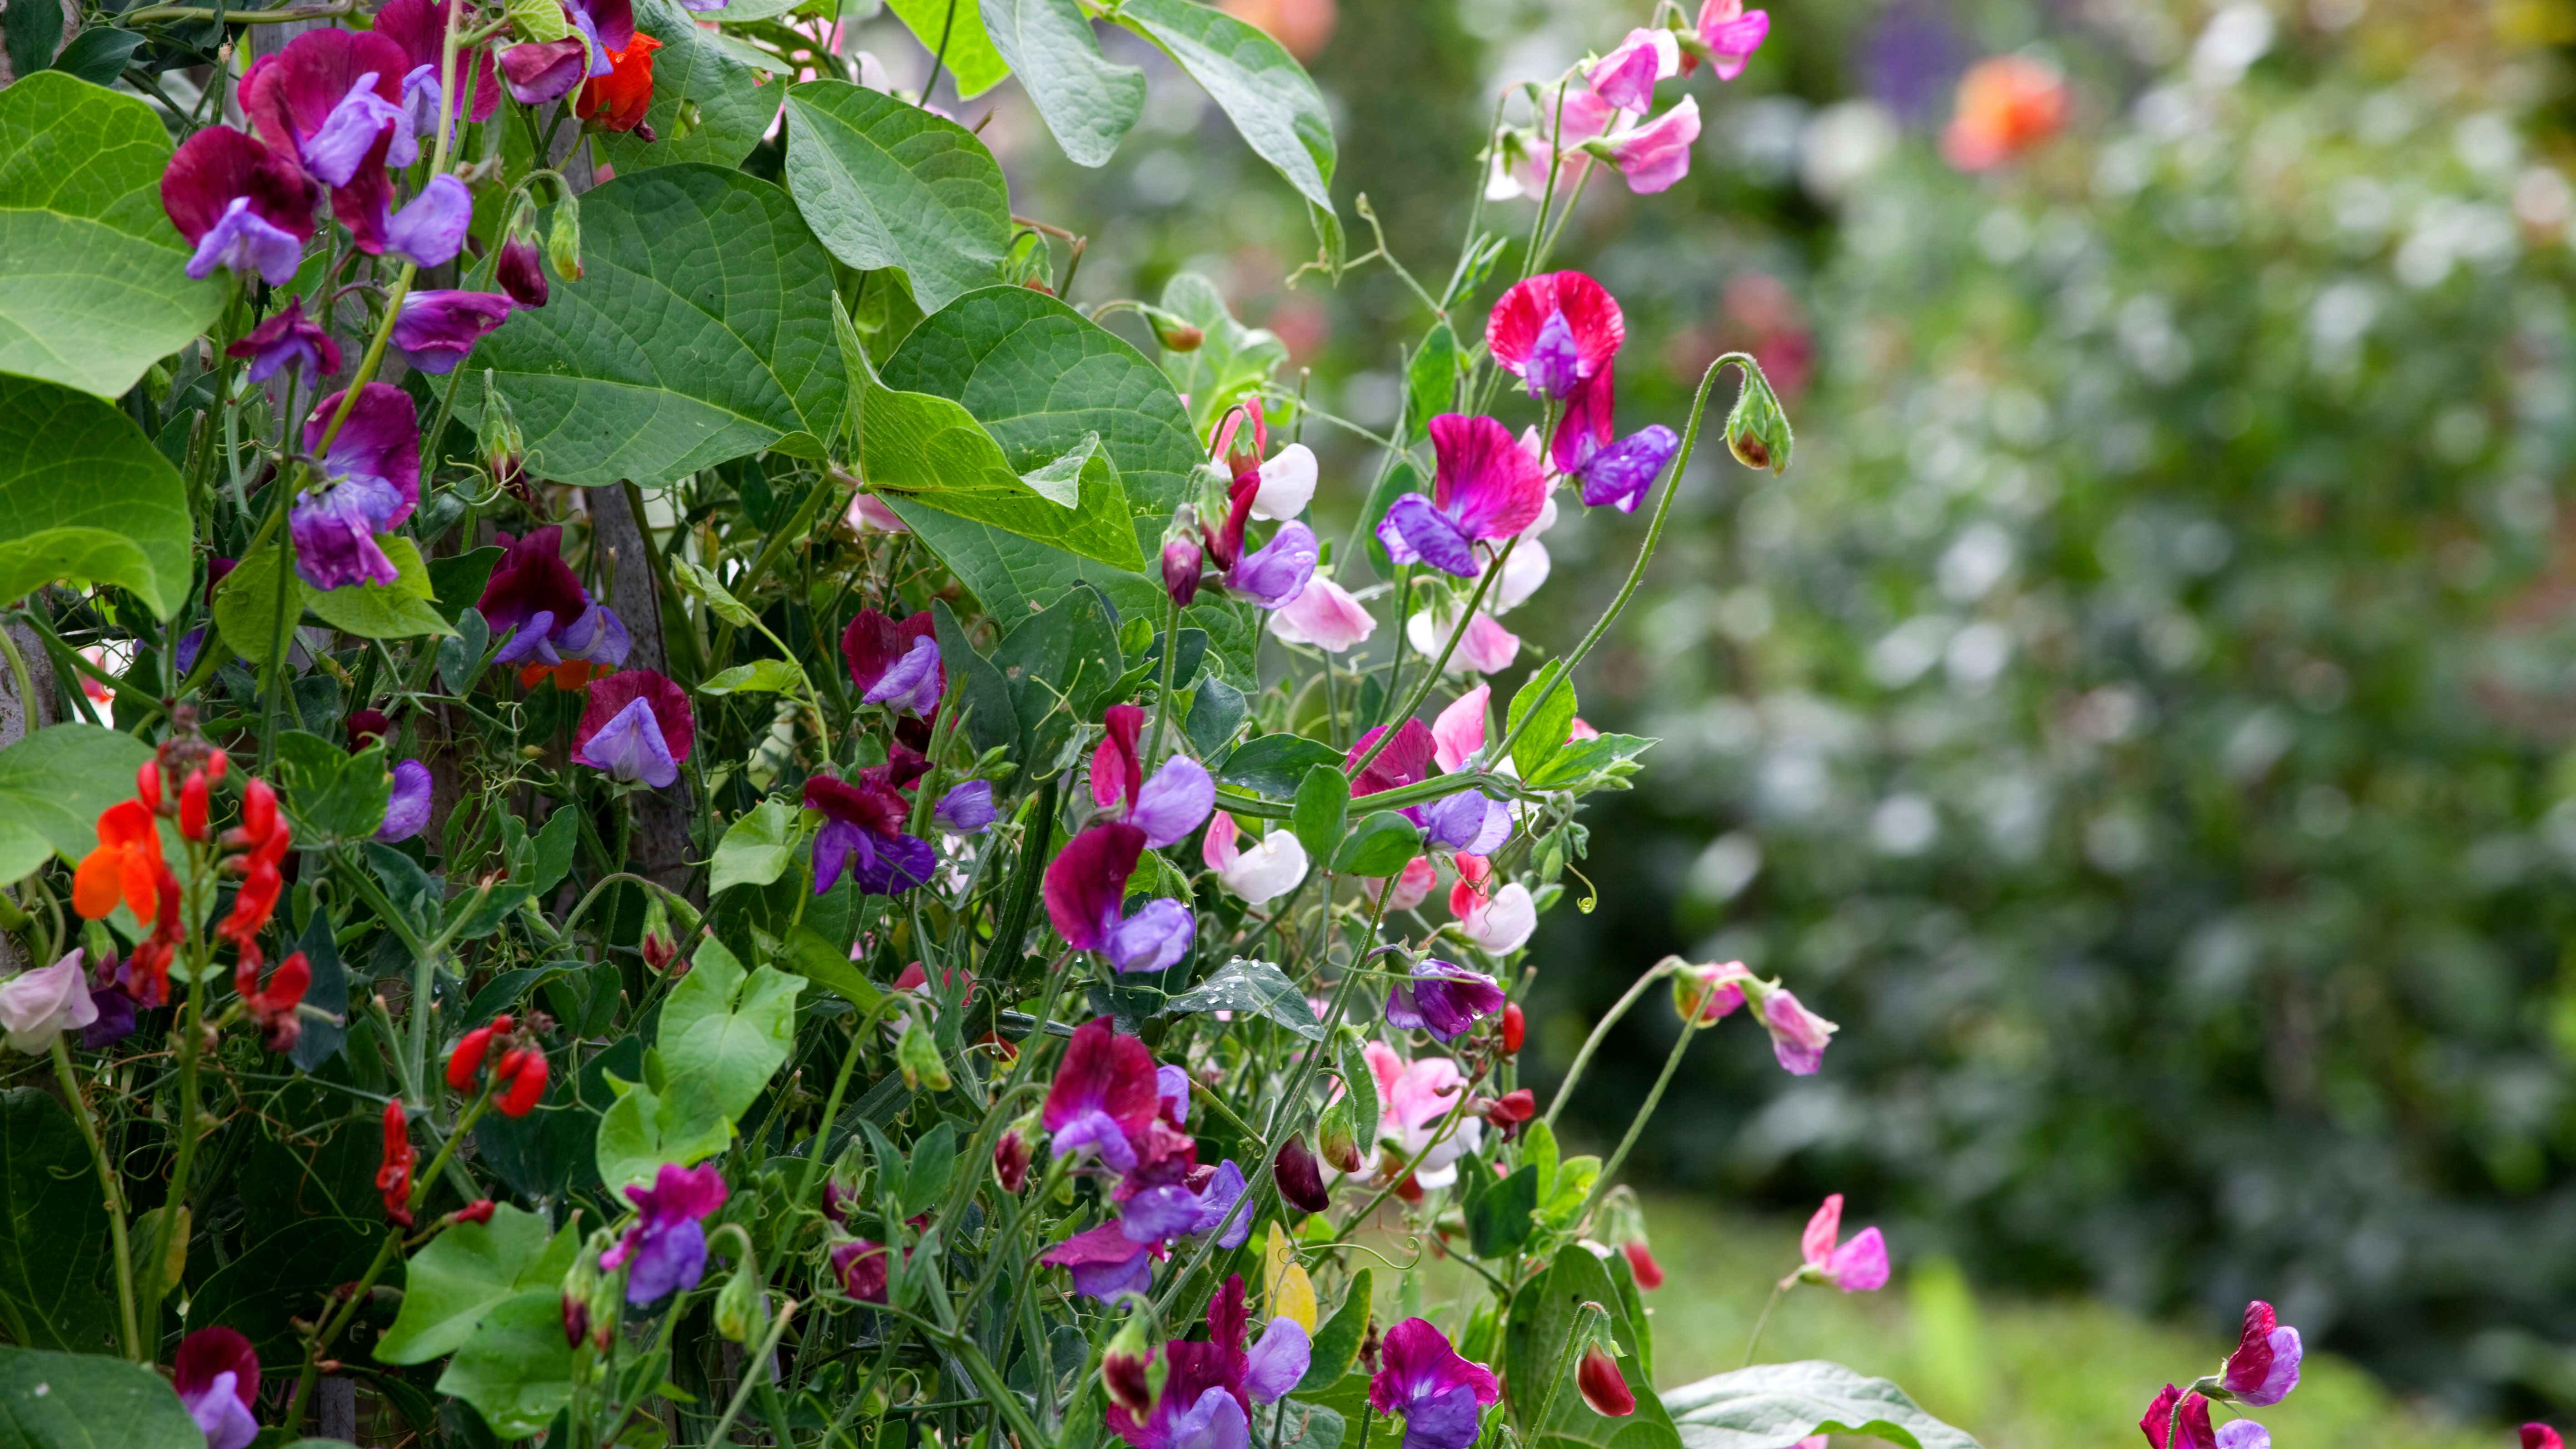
[1036,1019,1252,1299]
[1166,400,1320,610]
[445,1012,551,1116]
[1485,0,1767,203]
[1104,1275,1311,1449]
[1670,957,1839,1075]
[478,527,633,689]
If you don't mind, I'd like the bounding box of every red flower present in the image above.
[1500,1001,1525,1055]
[217,779,294,948]
[456,1199,497,1225]
[574,32,662,134]
[1620,1242,1664,1290]
[378,1100,416,1228]
[236,947,310,1052]
[447,1019,501,1089]
[499,1050,549,1116]
[1577,1344,1635,1417]
[73,800,161,921]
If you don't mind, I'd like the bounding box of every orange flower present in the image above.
[575,32,662,135]
[74,800,162,920]
[1942,55,2069,171]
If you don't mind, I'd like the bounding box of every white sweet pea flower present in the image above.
[0,951,98,1054]
[1249,443,1317,521]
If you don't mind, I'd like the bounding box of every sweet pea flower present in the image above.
[83,952,138,1050]
[1553,373,1680,514]
[1431,687,1488,772]
[1759,986,1836,1074]
[1407,608,1520,676]
[1420,791,1511,855]
[1201,813,1309,905]
[225,299,342,384]
[1377,415,1548,579]
[0,951,100,1054]
[390,289,513,375]
[161,126,315,286]
[1227,520,1319,608]
[1586,27,1680,113]
[1673,959,1754,1024]
[1248,443,1318,521]
[572,669,694,789]
[497,237,550,307]
[1364,855,1439,912]
[241,29,419,253]
[831,1239,892,1303]
[1491,537,1552,612]
[376,760,433,843]
[1269,575,1376,653]
[174,1327,262,1449]
[1347,719,1435,799]
[1579,1343,1637,1417]
[934,779,996,834]
[384,175,474,268]
[807,770,936,896]
[1041,1219,1158,1302]
[843,609,945,713]
[2219,1301,2302,1407]
[1044,823,1196,972]
[1385,959,1506,1042]
[1593,97,1702,195]
[1091,705,1215,847]
[1043,1017,1160,1176]
[1684,0,1770,80]
[1797,1194,1888,1291]
[479,527,630,684]
[1106,1276,1307,1449]
[1455,879,1535,954]
[1120,1158,1251,1248]
[499,0,633,103]
[847,490,909,535]
[2140,1385,2269,1449]
[1364,1042,1484,1188]
[376,0,501,137]
[1369,1318,1500,1449]
[2524,1428,2564,1449]
[601,1162,728,1304]
[291,383,420,590]
[1487,272,1624,404]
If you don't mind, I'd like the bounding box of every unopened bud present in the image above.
[1161,537,1203,609]
[993,1124,1032,1193]
[1146,307,1204,352]
[640,894,678,972]
[497,236,549,309]
[1723,365,1793,474]
[546,198,584,283]
[1275,1134,1330,1214]
[1316,1097,1365,1174]
[896,1015,950,1092]
[1578,1342,1636,1417]
[1500,1001,1525,1055]
[1102,1312,1157,1414]
[476,370,526,494]
[713,1260,766,1343]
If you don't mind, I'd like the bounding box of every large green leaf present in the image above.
[0,1090,115,1356]
[0,1348,199,1449]
[463,165,844,487]
[596,938,803,1187]
[1109,0,1335,210]
[375,1204,577,1363]
[1507,1244,1684,1449]
[883,0,1010,97]
[435,1289,577,1438]
[0,724,156,884]
[0,374,191,618]
[1155,272,1288,434]
[980,0,1142,166]
[271,731,396,848]
[596,0,768,171]
[307,535,458,640]
[1661,1363,1983,1449]
[709,797,802,895]
[0,73,224,399]
[857,371,1143,570]
[784,80,1010,315]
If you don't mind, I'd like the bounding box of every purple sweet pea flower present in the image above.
[805,772,937,896]
[378,0,502,139]
[1131,756,1214,848]
[1759,986,1836,1075]
[1553,377,1680,514]
[495,598,631,671]
[499,38,590,103]
[572,670,695,789]
[1375,416,1548,580]
[1108,897,1195,975]
[376,760,433,843]
[290,383,421,591]
[1225,521,1318,609]
[173,1328,262,1449]
[933,779,995,834]
[601,1162,728,1304]
[1245,1316,1312,1401]
[1421,791,1512,854]
[384,173,473,268]
[1042,1018,1159,1177]
[1368,1319,1500,1449]
[392,289,513,375]
[865,635,943,714]
[579,697,677,787]
[1121,1158,1248,1246]
[161,126,315,286]
[1106,1276,1302,1449]
[1156,1064,1191,1123]
[2220,1302,2303,1407]
[83,951,137,1050]
[1040,1219,1156,1302]
[1384,959,1506,1042]
[225,299,342,384]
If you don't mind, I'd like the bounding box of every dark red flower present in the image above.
[1577,1344,1634,1417]
[378,1099,416,1227]
[160,125,314,286]
[841,608,943,700]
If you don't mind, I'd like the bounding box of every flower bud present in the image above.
[546,198,583,282]
[178,770,209,841]
[446,1025,495,1089]
[1275,1134,1330,1214]
[241,777,277,840]
[1316,1096,1365,1174]
[1161,536,1203,609]
[1671,957,1751,1026]
[993,1124,1032,1193]
[713,1259,767,1343]
[477,370,527,496]
[500,1049,549,1116]
[456,1199,497,1225]
[497,236,549,309]
[1621,1242,1664,1290]
[1723,365,1793,475]
[1500,1001,1525,1055]
[136,760,162,811]
[896,1015,950,1092]
[1103,1312,1157,1414]
[1483,1088,1535,1129]
[203,748,228,782]
[1577,1343,1635,1417]
[640,894,678,972]
[1146,307,1204,352]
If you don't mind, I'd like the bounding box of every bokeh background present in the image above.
[847,0,2576,1439]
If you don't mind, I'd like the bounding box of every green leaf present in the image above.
[883,0,1011,96]
[3,0,61,79]
[980,0,1143,166]
[377,1204,578,1363]
[992,585,1123,770]
[271,732,396,848]
[1405,323,1460,442]
[784,80,1011,315]
[1295,1266,1371,1392]
[462,165,845,487]
[700,659,809,696]
[597,0,770,171]
[1523,734,1656,791]
[901,1119,960,1218]
[0,73,224,399]
[0,373,191,617]
[285,908,351,1070]
[48,22,135,84]
[1332,1029,1377,1162]
[668,556,757,627]
[1216,733,1344,799]
[1661,1363,1983,1449]
[435,1289,578,1438]
[933,598,1018,756]
[1465,1163,1538,1258]
[209,544,309,667]
[780,922,884,1010]
[1021,429,1108,505]
[0,1090,115,1355]
[1291,763,1350,866]
[657,942,806,1136]
[503,0,571,40]
[1155,272,1287,434]
[0,724,154,884]
[710,798,804,895]
[1110,0,1335,210]
[857,366,1143,571]
[0,1347,200,1449]
[530,804,579,894]
[1507,1244,1685,1449]
[438,608,492,692]
[306,535,460,640]
[1167,956,1323,1040]
[1505,661,1575,779]
[1187,675,1248,757]
[1332,810,1421,877]
[427,545,503,622]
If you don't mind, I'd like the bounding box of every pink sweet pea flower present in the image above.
[1364,1042,1485,1188]
[1672,959,1754,1024]
[1586,27,1681,112]
[1758,985,1836,1074]
[1364,855,1439,912]
[1598,96,1701,195]
[1203,812,1310,905]
[1368,1318,1500,1449]
[0,951,100,1054]
[1406,608,1520,676]
[1798,1194,1888,1291]
[1487,271,1625,403]
[1488,88,1617,201]
[1269,575,1376,653]
[2219,1301,2302,1407]
[601,1162,728,1304]
[1431,685,1488,772]
[1685,0,1770,80]
[1377,415,1548,579]
[2525,1428,2565,1449]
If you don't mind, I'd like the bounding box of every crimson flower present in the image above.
[174,1327,262,1449]
[1486,271,1624,403]
[234,947,310,1052]
[379,1099,415,1226]
[2218,1300,2302,1406]
[1368,1318,1500,1449]
[160,125,314,285]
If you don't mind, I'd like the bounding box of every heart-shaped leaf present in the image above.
[785,80,1011,314]
[0,374,191,618]
[1662,1362,1983,1449]
[1110,0,1335,211]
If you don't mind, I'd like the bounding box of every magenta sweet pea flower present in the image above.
[1385,959,1507,1042]
[1346,719,1436,801]
[391,289,513,375]
[1798,1194,1888,1291]
[572,669,694,789]
[1759,985,1836,1074]
[831,1238,891,1302]
[1376,415,1548,578]
[375,0,501,139]
[1599,97,1702,194]
[1487,271,1625,403]
[1041,1219,1158,1302]
[601,1161,727,1304]
[1552,380,1679,514]
[1045,823,1197,971]
[2140,1386,2267,1449]
[1686,0,1770,80]
[1586,27,1680,112]
[174,1327,262,1449]
[241,29,418,252]
[499,0,631,101]
[1105,1276,1307,1449]
[2524,1427,2564,1449]
[2219,1301,2302,1407]
[376,760,432,843]
[1043,1017,1161,1176]
[805,772,935,896]
[160,126,314,286]
[224,299,342,383]
[497,236,550,307]
[842,609,945,713]
[1119,1157,1250,1247]
[1369,1318,1500,1449]
[1091,705,1215,847]
[474,526,629,675]
[291,383,420,590]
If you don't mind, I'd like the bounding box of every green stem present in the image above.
[701,1299,799,1449]
[285,1225,407,1430]
[137,941,211,1346]
[1146,587,1182,770]
[0,619,38,731]
[1740,1280,1787,1368]
[1348,536,1516,781]
[1572,1001,1699,1229]
[981,779,1057,986]
[1540,958,1679,1129]
[50,1036,140,1361]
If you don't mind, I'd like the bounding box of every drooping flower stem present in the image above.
[49,1036,140,1361]
[1145,586,1182,771]
[1540,957,1681,1129]
[1574,999,1699,1227]
[1740,1280,1787,1367]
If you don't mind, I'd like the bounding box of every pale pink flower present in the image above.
[1202,811,1309,904]
[1363,1041,1484,1187]
[1431,685,1489,772]
[1459,881,1536,955]
[1799,1194,1888,1291]
[1249,443,1318,522]
[1585,27,1680,113]
[1407,608,1520,675]
[1493,537,1551,614]
[1687,0,1770,81]
[846,491,908,534]
[1269,575,1375,653]
[1364,854,1439,912]
[1602,96,1700,195]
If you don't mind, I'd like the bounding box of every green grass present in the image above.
[1623,1198,2501,1449]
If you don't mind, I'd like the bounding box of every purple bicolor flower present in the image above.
[1044,823,1197,967]
[933,779,995,834]
[1368,1318,1500,1449]
[573,670,695,789]
[865,635,943,714]
[1040,1219,1157,1302]
[1108,897,1195,976]
[385,174,473,268]
[1042,1017,1160,1177]
[302,73,417,186]
[1106,1276,1308,1449]
[581,697,677,787]
[1090,705,1215,847]
[225,299,343,384]
[498,0,632,99]
[160,126,315,286]
[391,289,513,375]
[498,236,550,307]
[1120,1158,1247,1246]
[1553,375,1679,513]
[1421,791,1512,854]
[290,384,421,591]
[1156,1064,1191,1122]
[174,1328,262,1449]
[1385,960,1507,1042]
[2221,1302,2303,1407]
[83,950,137,1050]
[806,771,936,896]
[495,597,631,671]
[1376,416,1548,579]
[1226,520,1318,608]
[242,29,417,253]
[376,760,433,843]
[601,1161,727,1304]
[1485,272,1625,403]
[378,0,502,140]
